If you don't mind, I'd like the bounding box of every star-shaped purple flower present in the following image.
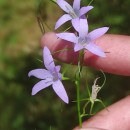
[28,47,69,104]
[55,0,93,31]
[57,18,109,57]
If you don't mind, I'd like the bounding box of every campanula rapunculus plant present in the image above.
[55,0,93,31]
[28,46,69,104]
[29,0,110,128]
[57,18,109,57]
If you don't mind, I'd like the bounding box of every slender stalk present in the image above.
[76,80,82,127]
[75,50,84,128]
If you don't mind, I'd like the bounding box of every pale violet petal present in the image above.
[28,69,52,79]
[55,65,61,72]
[85,43,106,57]
[74,43,84,52]
[80,6,93,16]
[57,0,73,13]
[71,18,80,32]
[80,15,86,19]
[56,32,77,43]
[43,47,55,71]
[79,18,88,38]
[73,0,80,10]
[55,14,72,30]
[58,73,62,80]
[32,80,52,95]
[88,27,109,40]
[52,80,69,104]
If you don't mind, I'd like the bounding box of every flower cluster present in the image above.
[56,0,109,57]
[28,0,109,104]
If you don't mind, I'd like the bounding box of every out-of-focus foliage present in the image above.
[82,0,130,34]
[0,0,130,130]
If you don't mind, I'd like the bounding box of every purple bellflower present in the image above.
[55,0,93,31]
[57,18,109,57]
[28,47,69,104]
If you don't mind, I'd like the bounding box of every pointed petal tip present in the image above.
[87,5,94,10]
[28,72,31,77]
[31,87,37,95]
[104,27,109,31]
[52,80,69,104]
[56,34,59,37]
[55,21,61,30]
[54,25,58,30]
[90,5,94,9]
[63,96,69,104]
[62,97,69,104]
[101,53,106,58]
[44,46,48,51]
[66,99,69,104]
[98,51,106,58]
[93,53,106,58]
[43,46,48,54]
[102,27,109,33]
[31,91,36,96]
[31,86,40,95]
[95,51,106,58]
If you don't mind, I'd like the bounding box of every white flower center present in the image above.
[78,37,91,47]
[52,71,59,81]
[45,70,59,83]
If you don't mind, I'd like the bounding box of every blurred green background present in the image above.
[0,0,130,130]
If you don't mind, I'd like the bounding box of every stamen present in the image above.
[78,37,91,47]
[78,37,87,46]
[52,70,59,81]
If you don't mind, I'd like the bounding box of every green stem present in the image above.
[75,50,84,128]
[76,80,82,127]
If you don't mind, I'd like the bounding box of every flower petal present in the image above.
[43,46,55,71]
[74,43,84,52]
[73,0,80,10]
[32,80,52,95]
[55,14,72,30]
[85,43,106,57]
[79,18,88,38]
[56,32,77,43]
[88,27,109,40]
[55,65,61,72]
[80,6,93,16]
[71,18,80,32]
[57,0,73,13]
[28,69,52,79]
[52,80,69,103]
